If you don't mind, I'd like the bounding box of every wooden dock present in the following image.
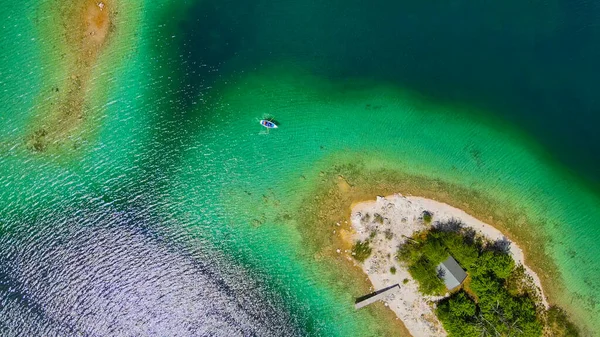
[354,284,400,310]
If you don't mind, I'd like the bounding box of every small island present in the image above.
[348,194,578,337]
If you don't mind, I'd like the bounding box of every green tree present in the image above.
[448,292,476,317]
[408,257,445,295]
[471,250,514,279]
[441,232,479,268]
[437,292,481,337]
[420,237,448,264]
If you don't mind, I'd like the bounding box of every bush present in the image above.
[384,229,394,240]
[390,266,397,274]
[352,240,372,262]
[422,211,433,224]
[369,230,377,239]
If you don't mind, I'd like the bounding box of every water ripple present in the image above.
[0,208,302,336]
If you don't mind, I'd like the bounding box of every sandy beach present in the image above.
[349,194,548,337]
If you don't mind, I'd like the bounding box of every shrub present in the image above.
[422,211,433,224]
[369,230,377,239]
[384,229,394,240]
[390,266,396,274]
[373,213,384,224]
[351,240,372,262]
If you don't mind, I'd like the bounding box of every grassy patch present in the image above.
[351,240,372,262]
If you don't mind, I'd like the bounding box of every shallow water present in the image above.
[1,0,600,335]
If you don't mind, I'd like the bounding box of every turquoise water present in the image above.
[2,0,600,335]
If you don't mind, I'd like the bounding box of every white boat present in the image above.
[259,119,278,129]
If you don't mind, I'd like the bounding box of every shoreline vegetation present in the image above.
[295,161,588,336]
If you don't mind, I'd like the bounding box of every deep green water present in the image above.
[1,0,600,335]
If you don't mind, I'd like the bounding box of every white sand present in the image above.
[348,194,548,337]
